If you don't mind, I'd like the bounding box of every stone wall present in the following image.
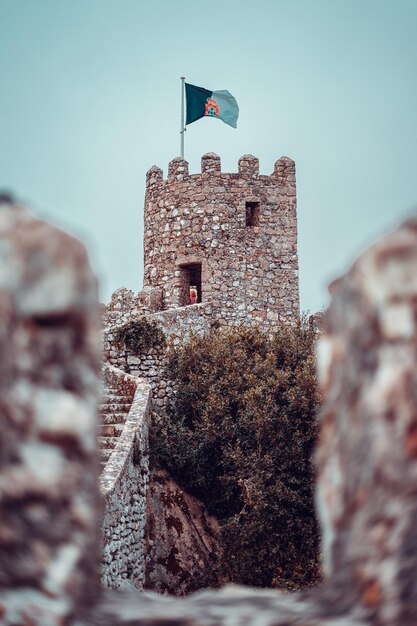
[97,212,417,625]
[4,200,417,625]
[151,302,212,345]
[103,331,164,407]
[101,288,144,330]
[0,199,101,625]
[103,300,211,410]
[145,467,221,595]
[144,153,299,329]
[101,365,151,589]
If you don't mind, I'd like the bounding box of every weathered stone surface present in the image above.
[102,287,144,328]
[0,200,101,625]
[102,154,300,429]
[143,154,299,328]
[309,310,324,333]
[95,215,417,624]
[145,468,221,595]
[3,200,417,625]
[103,303,211,412]
[100,365,151,590]
[315,214,417,624]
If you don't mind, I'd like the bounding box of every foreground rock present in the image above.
[145,467,221,594]
[315,213,417,623]
[0,199,101,625]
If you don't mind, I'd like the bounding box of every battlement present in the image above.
[146,153,295,186]
[143,153,299,328]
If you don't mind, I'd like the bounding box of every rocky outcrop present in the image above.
[145,468,221,595]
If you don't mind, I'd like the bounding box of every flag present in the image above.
[185,83,239,129]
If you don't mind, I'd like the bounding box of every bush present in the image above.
[153,319,321,590]
[114,316,166,354]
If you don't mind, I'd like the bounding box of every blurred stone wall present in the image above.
[0,199,101,625]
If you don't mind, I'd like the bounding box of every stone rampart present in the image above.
[150,302,211,345]
[144,153,299,328]
[103,302,211,410]
[101,365,151,589]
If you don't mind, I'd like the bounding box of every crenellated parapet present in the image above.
[238,154,259,178]
[146,153,296,187]
[201,152,221,174]
[143,154,300,329]
[146,165,163,188]
[168,157,189,181]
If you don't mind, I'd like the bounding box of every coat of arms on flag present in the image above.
[205,98,220,118]
[185,83,239,128]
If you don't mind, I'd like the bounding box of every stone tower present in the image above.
[143,153,299,328]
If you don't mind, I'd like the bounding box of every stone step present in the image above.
[100,395,133,404]
[100,448,112,463]
[101,423,125,438]
[101,412,129,425]
[99,403,132,414]
[99,436,120,450]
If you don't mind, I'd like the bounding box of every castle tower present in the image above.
[143,153,299,328]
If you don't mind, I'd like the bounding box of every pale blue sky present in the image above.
[1,0,417,312]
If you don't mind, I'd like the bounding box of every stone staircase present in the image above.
[99,385,134,465]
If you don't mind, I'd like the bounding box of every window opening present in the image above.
[179,263,202,306]
[245,202,260,227]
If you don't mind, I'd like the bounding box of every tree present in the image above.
[153,319,321,589]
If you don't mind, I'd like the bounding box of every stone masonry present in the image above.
[143,153,299,328]
[98,211,417,624]
[102,154,300,415]
[103,290,211,411]
[98,154,301,593]
[4,202,417,625]
[0,199,101,625]
[100,365,151,590]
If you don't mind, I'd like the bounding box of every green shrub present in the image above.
[153,319,321,590]
[114,316,166,354]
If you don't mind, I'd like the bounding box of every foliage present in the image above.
[153,319,321,590]
[114,316,166,354]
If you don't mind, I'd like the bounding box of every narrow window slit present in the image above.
[245,202,260,227]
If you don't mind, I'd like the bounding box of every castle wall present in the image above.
[101,366,151,589]
[102,154,301,420]
[103,301,211,410]
[6,200,417,626]
[144,153,299,329]
[0,200,101,624]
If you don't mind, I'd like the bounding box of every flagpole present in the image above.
[180,76,185,158]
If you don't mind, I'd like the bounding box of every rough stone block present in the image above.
[0,199,101,625]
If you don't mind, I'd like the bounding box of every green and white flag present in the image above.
[185,82,239,129]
